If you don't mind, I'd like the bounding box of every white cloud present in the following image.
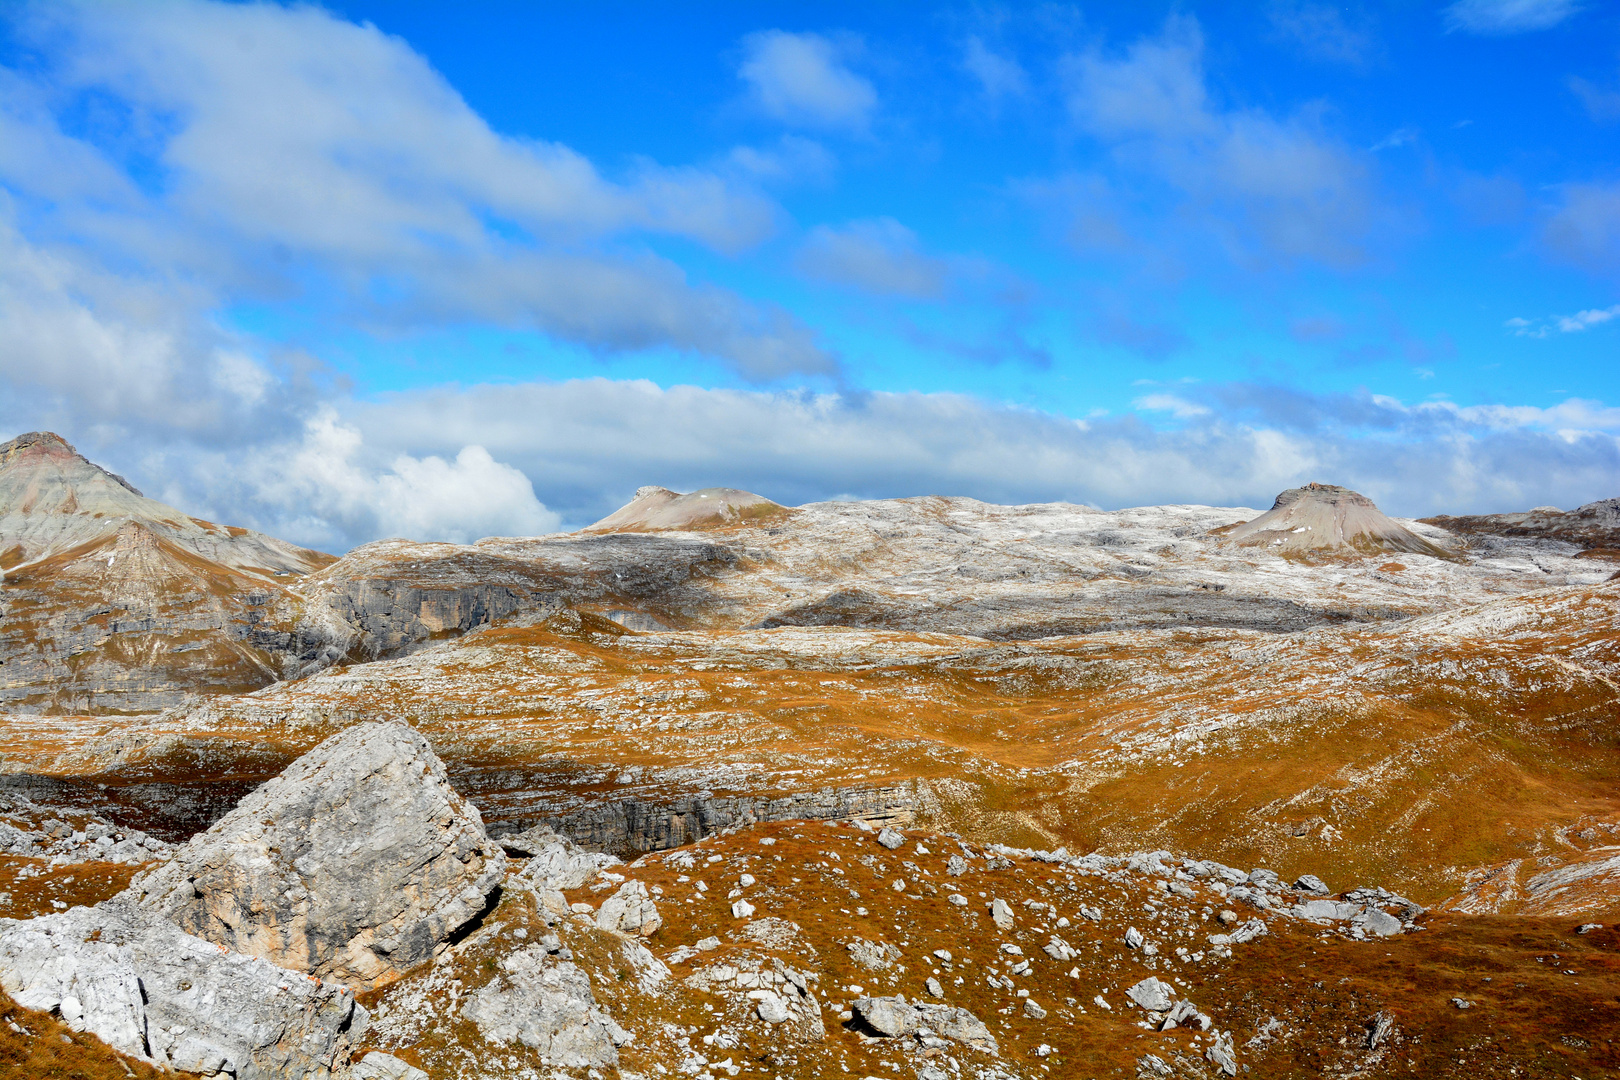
[1444,0,1583,34]
[0,0,835,382]
[1134,394,1211,419]
[1060,16,1378,268]
[796,218,949,298]
[1506,303,1620,337]
[1557,305,1620,332]
[314,379,1620,528]
[247,413,559,548]
[738,31,876,131]
[962,37,1029,99]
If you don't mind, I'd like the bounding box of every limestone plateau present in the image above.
[0,434,1617,1079]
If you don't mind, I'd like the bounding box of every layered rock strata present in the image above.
[503,783,918,856]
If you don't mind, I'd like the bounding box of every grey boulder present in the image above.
[127,721,507,990]
[1126,976,1175,1012]
[461,942,630,1067]
[594,880,662,937]
[853,996,998,1054]
[505,825,621,890]
[0,898,366,1080]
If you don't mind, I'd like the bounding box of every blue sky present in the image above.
[1,0,1617,548]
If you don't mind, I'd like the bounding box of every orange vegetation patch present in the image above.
[0,857,143,921]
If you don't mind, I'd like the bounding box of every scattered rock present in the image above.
[1124,926,1145,948]
[1023,999,1047,1019]
[925,976,944,996]
[852,997,998,1054]
[1452,998,1473,1010]
[1217,909,1238,927]
[1206,1031,1238,1076]
[1578,923,1603,934]
[507,826,620,890]
[756,993,792,1024]
[846,938,902,970]
[876,827,906,850]
[947,855,968,876]
[990,898,1014,930]
[731,899,755,919]
[1355,908,1403,938]
[1366,1010,1397,1049]
[127,721,507,991]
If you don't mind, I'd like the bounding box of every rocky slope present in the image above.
[0,432,335,711]
[1,720,1615,1079]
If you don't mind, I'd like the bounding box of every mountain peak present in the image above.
[586,485,790,532]
[1226,482,1449,557]
[0,430,143,496]
[0,428,330,578]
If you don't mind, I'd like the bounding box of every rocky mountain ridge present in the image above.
[1,439,1618,1077]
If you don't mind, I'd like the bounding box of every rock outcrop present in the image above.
[1226,483,1448,557]
[519,784,918,855]
[127,721,506,989]
[0,897,366,1079]
[1423,496,1620,551]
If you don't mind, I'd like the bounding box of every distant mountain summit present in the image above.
[0,431,337,711]
[0,431,330,578]
[585,485,790,532]
[1226,482,1449,557]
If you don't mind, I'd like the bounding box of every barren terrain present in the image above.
[1,438,1618,1078]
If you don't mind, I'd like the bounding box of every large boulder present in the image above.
[127,721,506,989]
[0,898,366,1079]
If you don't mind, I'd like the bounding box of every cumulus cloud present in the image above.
[1444,0,1583,34]
[796,218,949,298]
[224,413,559,548]
[1060,16,1380,269]
[738,31,876,131]
[0,0,835,382]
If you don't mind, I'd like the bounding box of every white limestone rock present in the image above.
[461,942,630,1068]
[595,880,662,937]
[0,898,365,1080]
[126,721,507,990]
